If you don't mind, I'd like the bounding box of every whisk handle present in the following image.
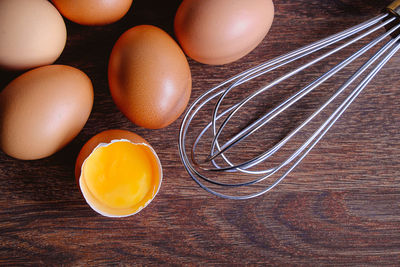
[388,0,400,16]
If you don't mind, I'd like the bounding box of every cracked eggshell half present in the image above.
[75,129,162,218]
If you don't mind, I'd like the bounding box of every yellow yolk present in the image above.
[80,141,161,217]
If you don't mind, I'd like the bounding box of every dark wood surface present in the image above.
[1,0,400,265]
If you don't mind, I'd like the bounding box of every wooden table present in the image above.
[1,0,399,265]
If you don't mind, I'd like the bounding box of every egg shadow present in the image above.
[128,0,183,36]
[0,70,24,91]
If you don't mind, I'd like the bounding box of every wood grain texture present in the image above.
[1,0,400,265]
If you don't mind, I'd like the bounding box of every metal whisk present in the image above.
[178,1,400,199]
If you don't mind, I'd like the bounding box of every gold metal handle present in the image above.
[387,0,400,16]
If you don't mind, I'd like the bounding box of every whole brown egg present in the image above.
[0,0,66,70]
[51,0,133,26]
[108,25,192,129]
[174,0,275,65]
[0,65,94,160]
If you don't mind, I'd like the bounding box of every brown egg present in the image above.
[108,25,192,129]
[51,0,133,26]
[174,0,275,65]
[0,65,94,160]
[0,0,67,70]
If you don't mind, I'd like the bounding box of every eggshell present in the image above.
[174,0,275,65]
[51,0,133,26]
[0,65,94,160]
[0,0,67,70]
[75,129,162,218]
[108,25,192,129]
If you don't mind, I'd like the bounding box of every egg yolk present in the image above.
[80,141,161,216]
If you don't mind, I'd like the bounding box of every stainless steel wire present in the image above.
[178,12,400,199]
